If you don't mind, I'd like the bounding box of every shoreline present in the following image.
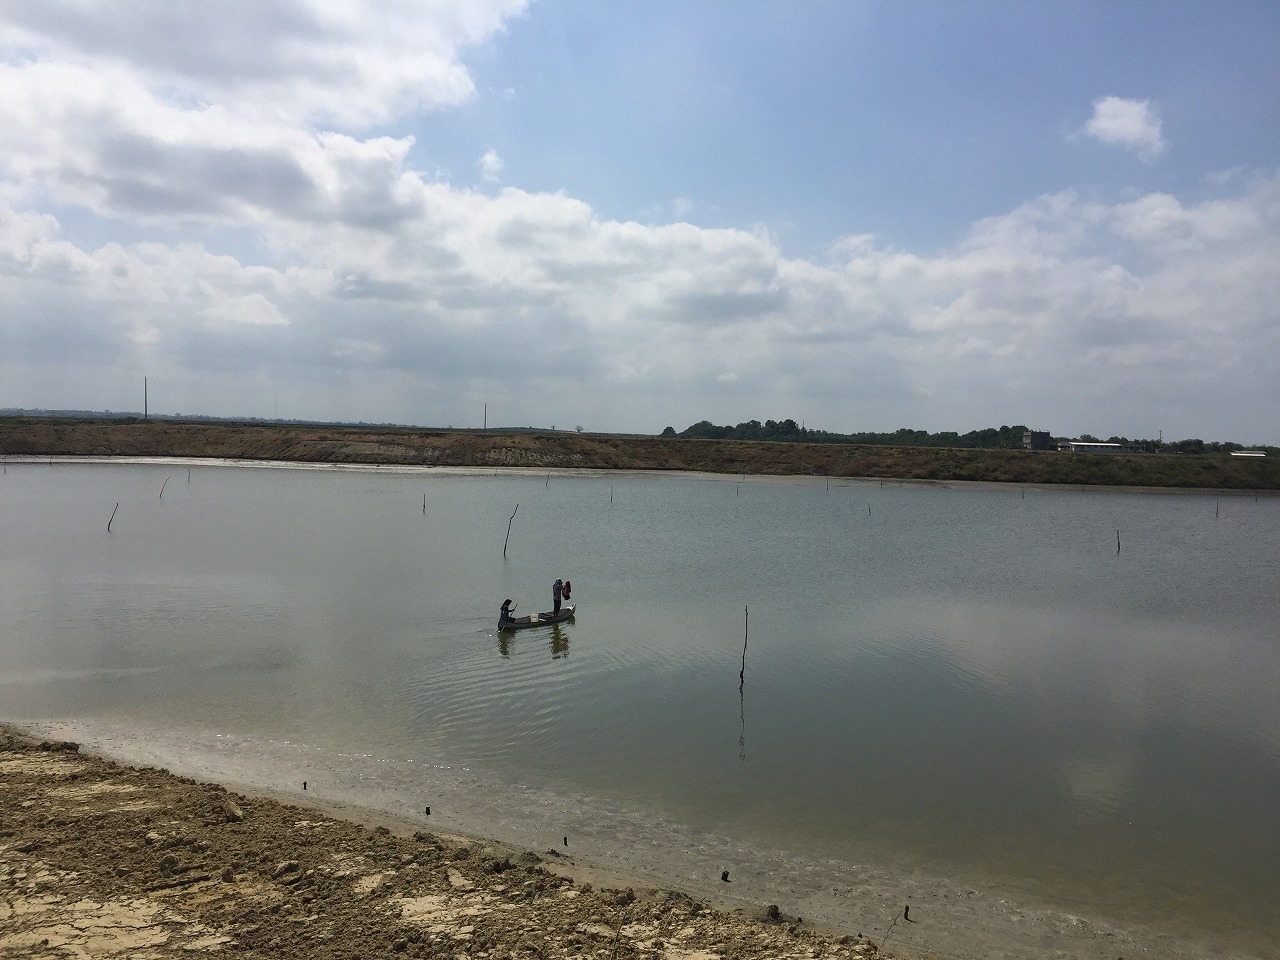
[2,723,872,960]
[3,417,1277,491]
[5,717,1262,960]
[5,452,1275,498]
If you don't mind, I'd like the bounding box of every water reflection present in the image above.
[494,624,571,660]
[549,624,569,660]
[3,462,1278,952]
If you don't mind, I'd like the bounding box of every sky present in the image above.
[1,1,1278,442]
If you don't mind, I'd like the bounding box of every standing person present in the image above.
[552,578,563,615]
[562,579,572,601]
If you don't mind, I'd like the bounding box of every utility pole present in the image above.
[144,377,148,422]
[484,403,487,430]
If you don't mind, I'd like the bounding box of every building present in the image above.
[1021,430,1053,451]
[1059,441,1128,454]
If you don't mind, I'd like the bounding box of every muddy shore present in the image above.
[5,720,1268,960]
[2,725,880,960]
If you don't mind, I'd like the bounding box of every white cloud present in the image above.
[479,149,503,182]
[6,167,1276,437]
[0,5,1275,442]
[0,0,529,129]
[202,293,289,328]
[1081,96,1165,162]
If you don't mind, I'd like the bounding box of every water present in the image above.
[3,460,1278,955]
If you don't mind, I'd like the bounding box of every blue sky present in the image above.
[2,1,1278,442]
[421,1,1280,251]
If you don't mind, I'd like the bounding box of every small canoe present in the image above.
[498,604,576,632]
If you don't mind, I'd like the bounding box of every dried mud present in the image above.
[1,731,883,960]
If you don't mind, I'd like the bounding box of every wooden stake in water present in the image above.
[159,475,171,499]
[739,611,748,763]
[108,503,118,532]
[423,494,426,515]
[503,504,519,557]
[1116,529,1121,553]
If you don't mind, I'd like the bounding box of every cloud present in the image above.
[0,0,530,129]
[0,5,1276,441]
[1080,96,1165,161]
[202,293,289,328]
[479,149,503,182]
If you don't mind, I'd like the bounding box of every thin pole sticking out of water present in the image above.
[739,605,748,760]
[108,503,118,532]
[610,485,613,504]
[423,494,427,515]
[546,472,550,488]
[1215,497,1220,519]
[1116,529,1121,553]
[187,468,191,483]
[159,475,171,499]
[503,504,519,557]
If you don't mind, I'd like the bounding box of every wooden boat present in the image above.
[497,604,575,632]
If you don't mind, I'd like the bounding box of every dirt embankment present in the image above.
[1,729,882,959]
[2,417,1277,489]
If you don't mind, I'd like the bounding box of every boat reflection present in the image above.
[549,624,569,660]
[495,624,571,660]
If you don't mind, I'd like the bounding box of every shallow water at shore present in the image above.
[14,716,1255,960]
[3,460,1279,957]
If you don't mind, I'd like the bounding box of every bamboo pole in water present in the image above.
[739,605,748,690]
[503,504,519,557]
[159,475,170,499]
[108,503,118,532]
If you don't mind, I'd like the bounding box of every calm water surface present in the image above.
[3,461,1278,951]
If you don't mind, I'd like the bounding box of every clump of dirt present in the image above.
[0,730,884,958]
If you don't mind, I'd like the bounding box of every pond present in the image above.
[3,460,1277,955]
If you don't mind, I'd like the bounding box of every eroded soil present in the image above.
[1,732,885,959]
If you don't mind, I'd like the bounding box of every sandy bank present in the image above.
[1,725,878,960]
[6,720,1264,960]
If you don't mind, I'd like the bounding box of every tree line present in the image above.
[661,420,1272,454]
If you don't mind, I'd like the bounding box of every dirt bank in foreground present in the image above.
[1,729,883,960]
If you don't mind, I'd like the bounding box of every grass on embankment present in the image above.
[2,417,1277,490]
